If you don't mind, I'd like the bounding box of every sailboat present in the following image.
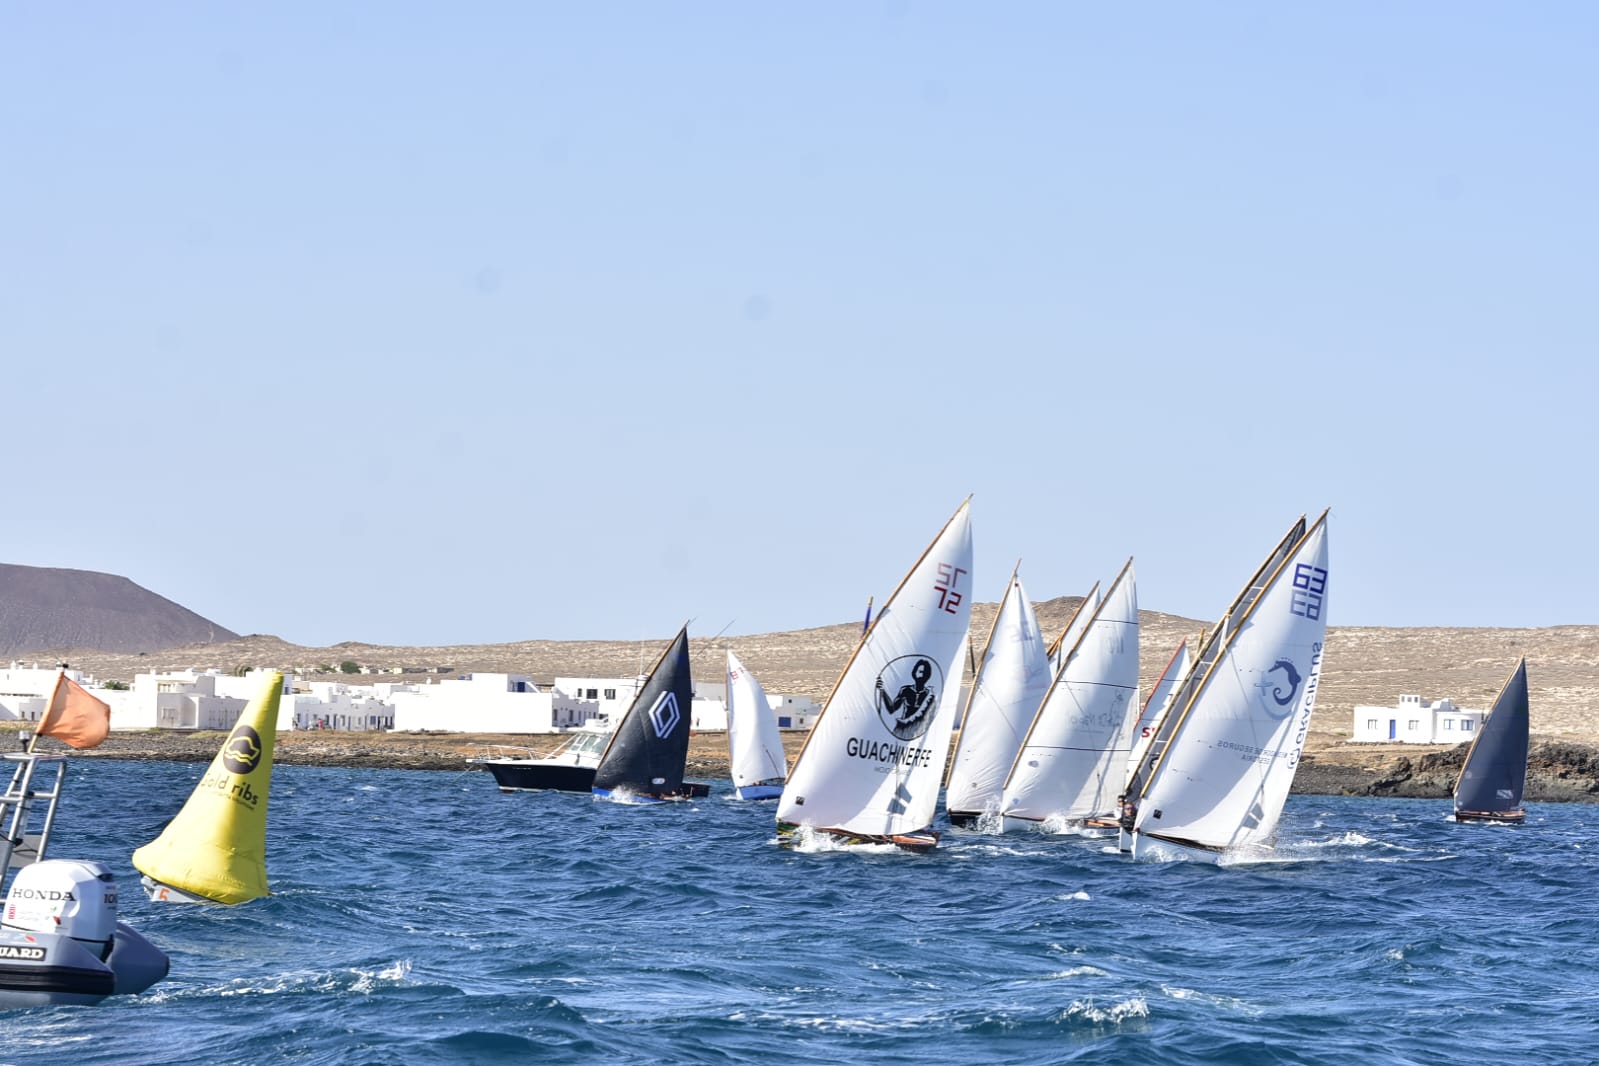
[591,625,710,803]
[1123,639,1193,792]
[133,670,283,903]
[777,499,974,852]
[942,566,1052,827]
[726,651,788,800]
[1119,511,1330,863]
[1453,659,1530,824]
[1047,582,1101,677]
[1000,559,1140,831]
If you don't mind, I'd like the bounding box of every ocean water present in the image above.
[5,759,1595,1066]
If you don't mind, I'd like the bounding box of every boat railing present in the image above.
[0,750,67,890]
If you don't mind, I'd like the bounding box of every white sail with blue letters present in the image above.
[1127,511,1330,857]
[777,500,974,843]
[943,566,1052,822]
[1000,559,1140,825]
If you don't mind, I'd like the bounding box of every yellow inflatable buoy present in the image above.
[132,671,282,904]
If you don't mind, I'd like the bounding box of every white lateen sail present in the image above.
[1123,640,1193,790]
[1047,582,1101,678]
[943,566,1052,824]
[1000,559,1140,827]
[1124,511,1330,861]
[777,499,974,850]
[726,651,788,801]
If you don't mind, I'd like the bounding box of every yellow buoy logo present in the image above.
[223,725,264,775]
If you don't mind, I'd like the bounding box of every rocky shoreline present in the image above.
[49,729,1599,803]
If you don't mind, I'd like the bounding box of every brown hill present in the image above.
[0,563,239,657]
[28,595,1599,745]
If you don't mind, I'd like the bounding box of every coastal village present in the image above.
[0,661,821,738]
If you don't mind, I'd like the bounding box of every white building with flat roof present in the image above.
[388,673,602,733]
[0,663,95,725]
[1351,694,1486,744]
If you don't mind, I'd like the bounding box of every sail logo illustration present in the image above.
[1496,789,1515,800]
[649,692,682,739]
[874,655,943,741]
[222,725,265,775]
[1289,563,1328,619]
[1261,659,1303,717]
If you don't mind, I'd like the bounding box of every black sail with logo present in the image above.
[592,626,693,797]
[1454,659,1530,815]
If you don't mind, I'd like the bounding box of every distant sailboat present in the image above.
[1000,559,1140,831]
[591,626,709,803]
[943,565,1052,827]
[726,651,788,800]
[777,499,974,852]
[134,671,283,903]
[1453,659,1530,824]
[1119,512,1330,863]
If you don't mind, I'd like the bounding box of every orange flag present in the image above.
[36,674,111,749]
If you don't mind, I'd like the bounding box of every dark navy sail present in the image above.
[592,627,704,801]
[1454,659,1530,823]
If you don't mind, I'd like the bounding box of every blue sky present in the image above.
[4,4,1595,646]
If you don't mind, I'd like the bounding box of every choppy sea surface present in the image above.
[4,759,1595,1065]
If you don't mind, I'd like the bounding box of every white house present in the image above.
[555,674,821,733]
[388,673,602,733]
[0,663,95,725]
[107,669,274,731]
[1351,694,1486,744]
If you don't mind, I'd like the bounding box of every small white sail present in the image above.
[1001,560,1140,825]
[777,500,974,842]
[1047,582,1100,678]
[726,651,788,800]
[1130,513,1330,856]
[943,569,1052,821]
[1123,640,1193,789]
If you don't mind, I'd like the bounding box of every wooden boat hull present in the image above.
[592,782,711,804]
[477,760,597,794]
[1454,808,1526,825]
[733,783,784,801]
[1119,829,1231,865]
[777,822,940,853]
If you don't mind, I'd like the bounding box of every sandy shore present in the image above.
[51,728,1599,802]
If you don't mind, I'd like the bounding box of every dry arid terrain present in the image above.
[33,596,1599,800]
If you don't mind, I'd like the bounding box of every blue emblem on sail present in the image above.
[1268,659,1302,705]
[649,692,682,739]
[1264,659,1303,714]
